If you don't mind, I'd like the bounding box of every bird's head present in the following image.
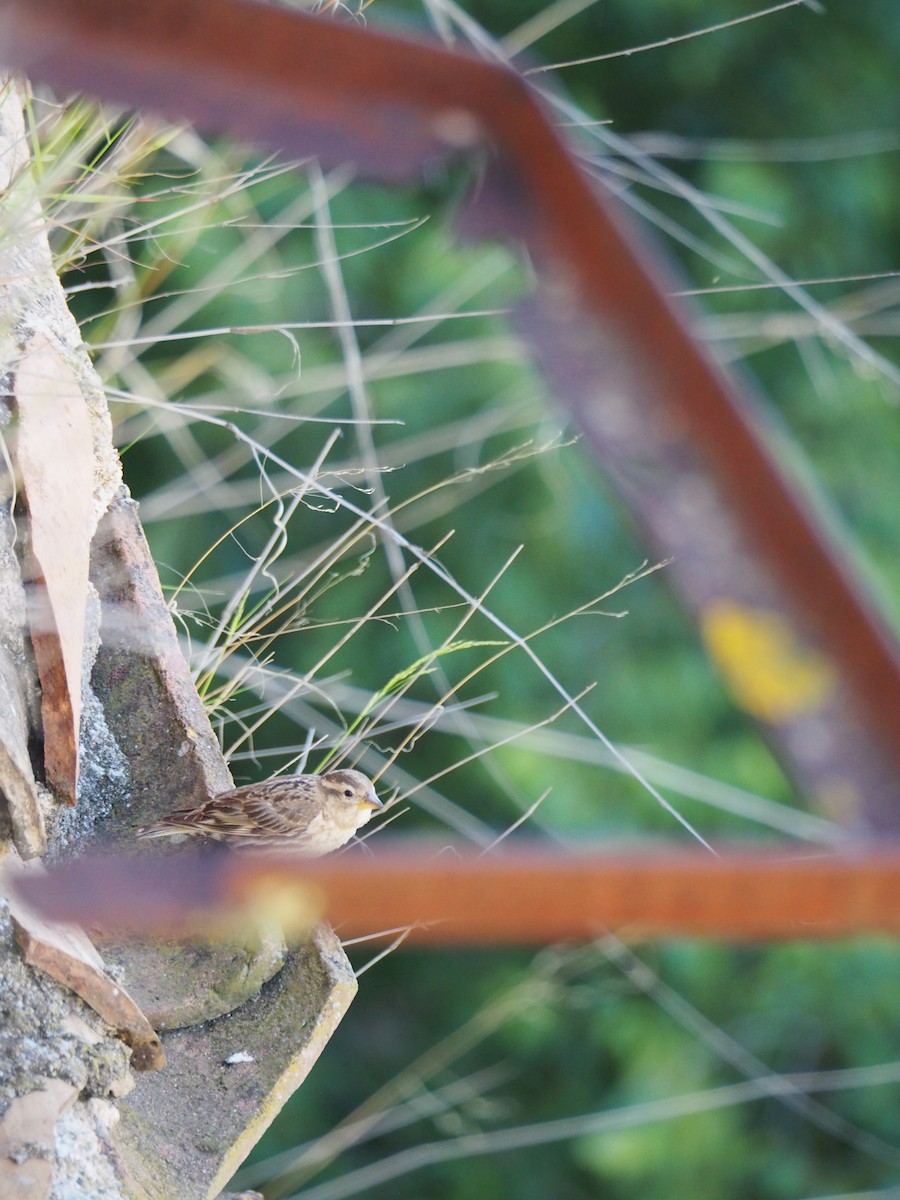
[321,769,382,827]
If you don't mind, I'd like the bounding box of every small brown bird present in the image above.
[136,769,382,856]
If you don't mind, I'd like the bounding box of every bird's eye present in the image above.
[344,788,353,798]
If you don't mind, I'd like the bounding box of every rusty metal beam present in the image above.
[3,0,900,829]
[16,842,900,943]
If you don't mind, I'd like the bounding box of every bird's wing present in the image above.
[180,781,326,845]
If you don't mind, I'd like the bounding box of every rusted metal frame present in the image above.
[3,0,900,832]
[19,843,900,942]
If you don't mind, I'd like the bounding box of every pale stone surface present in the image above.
[101,927,287,1033]
[114,926,357,1200]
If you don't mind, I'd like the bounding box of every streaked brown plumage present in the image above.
[136,769,382,856]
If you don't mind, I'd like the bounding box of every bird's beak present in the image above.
[360,789,382,812]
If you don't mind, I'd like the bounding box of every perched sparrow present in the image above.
[136,769,382,856]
